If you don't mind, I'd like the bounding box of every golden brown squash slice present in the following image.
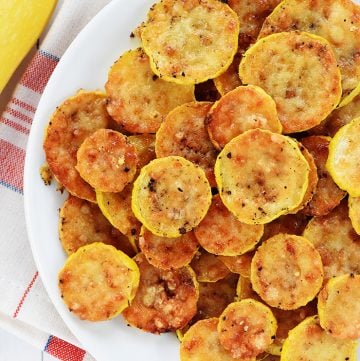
[59,195,135,256]
[215,129,309,224]
[105,48,195,133]
[180,318,240,361]
[194,194,263,256]
[326,117,360,196]
[219,252,254,278]
[300,135,346,217]
[76,129,137,193]
[155,102,218,187]
[139,226,199,270]
[280,315,357,361]
[303,201,360,283]
[239,32,341,134]
[132,156,212,237]
[250,234,323,310]
[122,253,198,333]
[43,91,111,202]
[207,85,282,150]
[128,134,156,170]
[348,196,360,235]
[218,299,277,359]
[58,242,140,321]
[318,274,360,340]
[141,0,239,84]
[258,0,360,103]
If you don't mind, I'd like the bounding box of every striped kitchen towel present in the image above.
[0,1,112,360]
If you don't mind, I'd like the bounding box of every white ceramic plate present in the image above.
[24,0,179,360]
[24,0,360,360]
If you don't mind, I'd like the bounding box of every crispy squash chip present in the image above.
[122,253,198,333]
[303,201,360,283]
[128,134,156,170]
[139,226,199,270]
[300,136,346,216]
[155,102,218,187]
[96,184,141,250]
[326,117,360,196]
[251,234,323,310]
[219,252,254,278]
[318,274,360,340]
[105,48,195,133]
[194,194,263,256]
[141,0,239,84]
[207,85,282,150]
[180,318,239,361]
[258,0,360,103]
[58,242,139,321]
[43,91,111,202]
[239,31,342,134]
[348,196,360,235]
[190,249,231,283]
[59,195,135,256]
[132,156,211,237]
[281,316,358,361]
[218,299,277,359]
[215,129,309,224]
[76,129,137,193]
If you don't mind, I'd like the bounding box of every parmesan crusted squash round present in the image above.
[141,0,240,84]
[131,156,212,237]
[215,129,309,225]
[239,31,342,133]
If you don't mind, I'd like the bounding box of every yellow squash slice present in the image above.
[215,129,309,225]
[303,201,360,283]
[59,195,135,257]
[132,156,211,237]
[180,318,240,361]
[76,129,137,193]
[318,274,360,340]
[58,242,140,321]
[219,252,254,278]
[218,299,277,359]
[155,102,218,187]
[348,196,360,235]
[128,134,156,170]
[251,234,323,310]
[280,315,358,361]
[43,91,112,202]
[141,0,239,84]
[239,31,342,134]
[194,194,263,256]
[258,0,360,103]
[105,48,195,133]
[190,249,231,283]
[96,184,141,250]
[326,117,360,196]
[122,253,198,333]
[301,135,346,216]
[207,85,282,150]
[139,226,199,270]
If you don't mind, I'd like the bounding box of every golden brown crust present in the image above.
[303,201,360,283]
[219,252,254,278]
[239,32,342,133]
[43,91,111,202]
[58,243,140,321]
[122,253,199,333]
[155,102,218,187]
[128,134,156,170]
[194,194,263,256]
[76,129,137,193]
[207,85,282,150]
[250,234,323,310]
[105,48,195,133]
[300,135,346,216]
[190,249,231,282]
[139,227,199,270]
[59,195,135,256]
[218,300,277,359]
